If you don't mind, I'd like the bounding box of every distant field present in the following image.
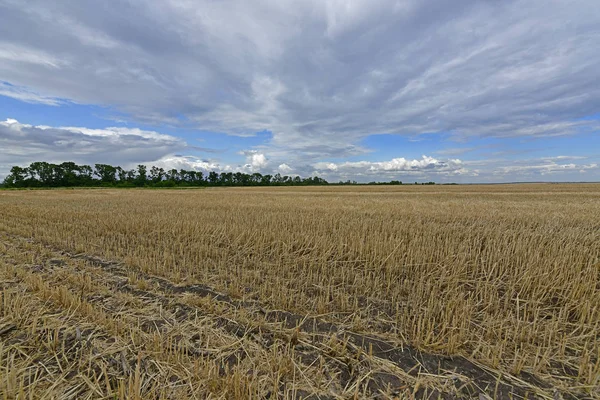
[1,185,599,399]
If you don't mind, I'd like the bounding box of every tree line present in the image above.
[0,162,421,188]
[1,161,336,188]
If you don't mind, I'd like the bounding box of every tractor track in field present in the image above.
[1,232,586,400]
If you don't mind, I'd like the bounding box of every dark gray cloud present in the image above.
[0,0,599,159]
[1,0,600,183]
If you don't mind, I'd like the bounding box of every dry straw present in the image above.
[0,184,598,399]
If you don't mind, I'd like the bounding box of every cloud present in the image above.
[151,155,225,173]
[0,118,186,170]
[435,147,478,157]
[0,0,599,163]
[0,82,63,105]
[495,161,599,176]
[540,155,588,162]
[153,151,271,175]
[240,150,269,171]
[313,155,473,180]
[150,153,472,182]
[3,114,596,183]
[277,163,293,174]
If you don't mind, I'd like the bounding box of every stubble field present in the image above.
[0,184,599,399]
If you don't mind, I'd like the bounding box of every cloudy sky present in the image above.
[1,0,599,183]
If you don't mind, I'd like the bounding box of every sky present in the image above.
[1,0,599,183]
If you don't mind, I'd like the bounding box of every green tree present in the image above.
[193,171,205,185]
[29,162,54,185]
[94,164,118,184]
[150,166,165,183]
[219,172,233,186]
[59,162,80,186]
[166,169,180,183]
[208,171,219,185]
[3,161,332,188]
[261,174,272,185]
[135,165,148,186]
[3,166,28,187]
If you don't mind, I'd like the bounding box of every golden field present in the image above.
[0,184,599,399]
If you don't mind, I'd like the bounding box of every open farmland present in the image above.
[0,185,599,399]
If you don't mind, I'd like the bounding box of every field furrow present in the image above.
[1,231,586,399]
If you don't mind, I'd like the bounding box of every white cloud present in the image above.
[0,118,186,169]
[151,155,224,173]
[277,163,293,174]
[0,43,65,68]
[240,151,269,171]
[146,153,472,182]
[540,155,587,162]
[313,155,472,180]
[496,162,599,176]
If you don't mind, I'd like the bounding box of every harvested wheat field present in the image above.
[0,184,599,399]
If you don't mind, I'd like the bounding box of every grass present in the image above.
[0,184,599,399]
